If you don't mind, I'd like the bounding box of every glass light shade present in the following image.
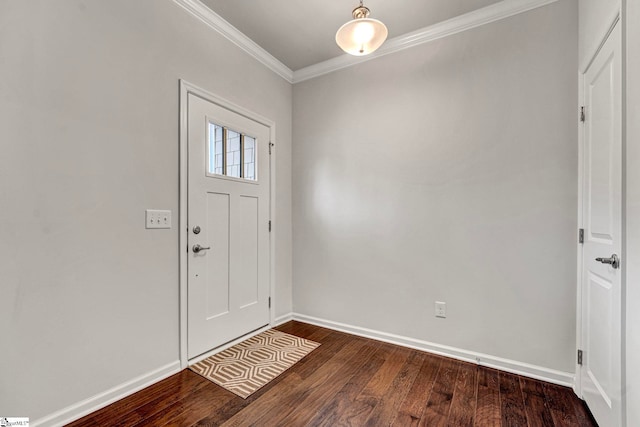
[335,18,388,56]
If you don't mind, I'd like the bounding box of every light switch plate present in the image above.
[435,301,446,318]
[146,209,171,229]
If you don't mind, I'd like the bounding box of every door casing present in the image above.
[179,80,277,368]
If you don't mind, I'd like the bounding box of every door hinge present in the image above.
[579,228,584,244]
[268,220,272,232]
[577,349,583,365]
[580,106,585,122]
[268,297,271,308]
[269,142,274,155]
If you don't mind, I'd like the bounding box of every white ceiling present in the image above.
[199,0,503,71]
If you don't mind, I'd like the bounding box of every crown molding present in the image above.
[292,0,559,83]
[174,0,559,85]
[173,0,294,83]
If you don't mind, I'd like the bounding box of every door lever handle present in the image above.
[595,254,620,269]
[192,244,211,254]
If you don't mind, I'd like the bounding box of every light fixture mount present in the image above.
[351,3,370,19]
[336,0,388,56]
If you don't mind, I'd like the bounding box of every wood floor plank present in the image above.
[119,372,213,427]
[192,339,330,425]
[69,370,206,427]
[571,397,596,427]
[189,328,342,426]
[299,324,334,342]
[65,322,596,427]
[315,344,395,427]
[273,319,301,334]
[304,345,388,426]
[418,358,461,427]
[273,342,380,426]
[220,338,366,426]
[359,345,413,401]
[293,331,355,380]
[474,367,500,427]
[499,372,528,427]
[544,383,580,427]
[274,320,319,338]
[208,332,349,426]
[331,346,412,426]
[391,354,442,426]
[131,380,234,427]
[363,351,426,426]
[520,376,554,427]
[447,362,478,427]
[194,371,304,427]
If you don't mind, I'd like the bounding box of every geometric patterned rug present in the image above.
[189,329,320,399]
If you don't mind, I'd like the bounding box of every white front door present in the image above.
[580,21,622,427]
[187,93,271,359]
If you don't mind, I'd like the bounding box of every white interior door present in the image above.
[187,93,270,359]
[580,21,622,427]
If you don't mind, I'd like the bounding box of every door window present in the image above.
[207,122,257,181]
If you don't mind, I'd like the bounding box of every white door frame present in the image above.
[178,79,277,368]
[575,11,622,399]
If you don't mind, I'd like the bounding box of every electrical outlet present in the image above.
[146,209,171,229]
[435,301,446,318]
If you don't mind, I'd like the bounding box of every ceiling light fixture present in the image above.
[335,0,388,56]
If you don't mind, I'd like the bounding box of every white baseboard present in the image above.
[273,312,294,326]
[32,360,182,427]
[290,312,575,388]
[32,313,574,426]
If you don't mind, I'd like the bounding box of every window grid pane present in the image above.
[226,130,241,178]
[243,136,256,181]
[208,123,224,175]
[207,122,257,181]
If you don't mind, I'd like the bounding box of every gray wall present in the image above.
[0,0,292,421]
[292,0,578,372]
[625,0,640,424]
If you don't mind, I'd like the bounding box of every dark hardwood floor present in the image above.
[68,321,596,426]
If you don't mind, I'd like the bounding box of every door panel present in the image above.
[188,94,270,359]
[205,192,230,319]
[237,195,259,308]
[586,272,612,401]
[587,49,615,242]
[580,22,621,427]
